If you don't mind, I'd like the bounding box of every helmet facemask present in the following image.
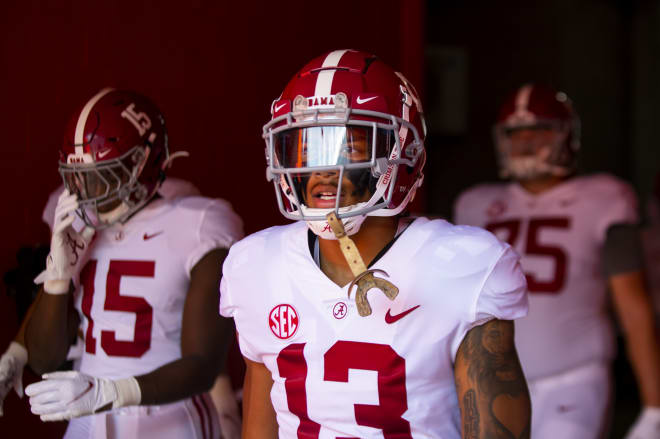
[494,121,573,181]
[60,145,155,229]
[264,105,423,239]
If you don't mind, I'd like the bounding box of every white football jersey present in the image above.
[454,174,638,380]
[73,196,243,379]
[220,218,527,438]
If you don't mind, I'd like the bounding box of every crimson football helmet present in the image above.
[494,83,580,180]
[59,88,170,228]
[262,49,427,238]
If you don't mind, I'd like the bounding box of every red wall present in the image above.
[0,1,424,435]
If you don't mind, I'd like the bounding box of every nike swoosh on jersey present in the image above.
[385,305,420,324]
[143,231,164,240]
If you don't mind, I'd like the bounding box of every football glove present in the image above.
[34,190,94,294]
[624,406,660,439]
[26,370,141,421]
[0,342,28,416]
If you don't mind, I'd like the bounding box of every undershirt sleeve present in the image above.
[602,223,644,276]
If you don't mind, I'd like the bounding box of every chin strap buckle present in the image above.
[325,211,399,317]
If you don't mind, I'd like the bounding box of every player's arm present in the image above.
[610,270,660,406]
[25,190,91,375]
[602,223,660,435]
[604,224,660,407]
[242,356,278,439]
[25,287,80,374]
[0,296,41,415]
[454,318,531,439]
[137,248,232,404]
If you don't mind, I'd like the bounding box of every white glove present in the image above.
[34,189,94,294]
[0,342,28,416]
[624,406,660,439]
[209,374,241,439]
[25,371,141,421]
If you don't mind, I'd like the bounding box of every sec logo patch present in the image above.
[269,304,299,339]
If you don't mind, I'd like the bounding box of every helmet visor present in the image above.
[271,125,396,213]
[273,125,392,169]
[496,122,567,157]
[494,121,570,180]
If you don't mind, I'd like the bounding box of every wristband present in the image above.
[113,376,142,408]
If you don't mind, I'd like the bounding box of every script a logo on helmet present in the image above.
[269,304,299,339]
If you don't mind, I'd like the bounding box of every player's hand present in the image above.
[210,374,241,439]
[624,406,660,439]
[35,189,94,294]
[26,371,141,421]
[26,371,117,421]
[0,342,28,416]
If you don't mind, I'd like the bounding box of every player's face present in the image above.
[304,169,372,209]
[506,126,558,158]
[275,126,378,209]
[65,167,127,212]
[302,128,371,209]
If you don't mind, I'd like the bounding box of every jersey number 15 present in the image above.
[80,259,155,357]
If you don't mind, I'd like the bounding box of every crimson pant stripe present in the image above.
[199,393,215,439]
[192,395,208,439]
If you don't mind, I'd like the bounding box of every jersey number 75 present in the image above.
[486,217,570,294]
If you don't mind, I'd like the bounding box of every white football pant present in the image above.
[529,361,611,439]
[63,393,220,439]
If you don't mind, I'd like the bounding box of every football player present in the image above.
[220,49,531,438]
[454,84,660,438]
[21,88,244,438]
[0,177,201,418]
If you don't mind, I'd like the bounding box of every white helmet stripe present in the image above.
[514,84,533,117]
[74,87,115,151]
[314,49,349,97]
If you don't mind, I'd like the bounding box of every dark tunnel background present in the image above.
[1,1,658,436]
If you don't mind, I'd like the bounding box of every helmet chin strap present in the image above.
[325,211,398,317]
[303,202,369,239]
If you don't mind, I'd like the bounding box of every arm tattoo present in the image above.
[463,389,480,439]
[456,319,531,439]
